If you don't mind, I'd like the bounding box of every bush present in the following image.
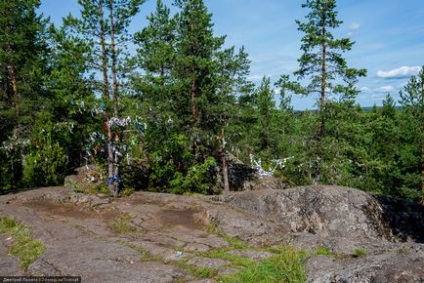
[24,142,67,187]
[0,148,23,192]
[170,157,218,195]
[23,112,67,187]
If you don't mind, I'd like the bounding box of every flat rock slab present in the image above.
[187,256,232,270]
[0,234,21,275]
[1,186,424,282]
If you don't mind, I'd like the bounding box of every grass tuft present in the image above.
[314,245,334,256]
[353,248,367,257]
[108,213,138,234]
[0,216,46,269]
[119,187,135,197]
[218,246,306,283]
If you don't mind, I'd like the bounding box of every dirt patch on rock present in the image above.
[24,200,95,220]
[156,208,206,232]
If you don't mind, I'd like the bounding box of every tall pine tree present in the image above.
[0,0,51,190]
[68,0,145,196]
[293,0,366,182]
[399,66,424,202]
[0,0,50,142]
[133,0,253,193]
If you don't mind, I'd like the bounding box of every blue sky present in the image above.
[39,0,424,110]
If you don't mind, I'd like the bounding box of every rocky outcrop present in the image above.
[209,186,424,282]
[1,185,424,282]
[210,186,396,241]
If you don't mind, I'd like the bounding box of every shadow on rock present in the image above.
[373,194,424,243]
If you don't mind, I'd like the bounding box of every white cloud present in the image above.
[378,85,395,93]
[377,66,421,79]
[347,22,360,37]
[349,23,360,31]
[360,86,371,92]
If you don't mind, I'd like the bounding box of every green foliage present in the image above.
[23,113,67,187]
[398,66,424,201]
[0,216,46,269]
[69,180,109,196]
[295,0,367,99]
[0,0,51,143]
[170,157,218,195]
[108,213,138,234]
[119,187,135,197]
[353,248,367,257]
[0,148,24,191]
[289,0,367,182]
[145,131,193,191]
[24,143,67,187]
[131,0,253,195]
[219,246,306,283]
[314,245,334,256]
[0,0,56,191]
[0,0,423,204]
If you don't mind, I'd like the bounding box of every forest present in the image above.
[1,0,424,203]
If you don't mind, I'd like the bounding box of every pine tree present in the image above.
[174,0,225,135]
[0,0,52,190]
[47,23,99,170]
[133,0,253,193]
[293,0,366,182]
[0,0,50,142]
[134,0,177,105]
[68,0,145,196]
[399,66,424,202]
[255,77,276,154]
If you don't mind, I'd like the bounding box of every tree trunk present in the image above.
[421,159,424,205]
[98,1,117,197]
[107,122,117,197]
[421,151,424,204]
[314,21,327,184]
[10,65,19,140]
[108,0,120,192]
[99,1,109,101]
[190,66,198,124]
[109,0,119,118]
[221,129,230,192]
[421,78,424,204]
[7,44,19,140]
[222,154,230,192]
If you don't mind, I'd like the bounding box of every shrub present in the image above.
[0,147,23,192]
[24,142,67,187]
[170,157,218,195]
[23,112,67,188]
